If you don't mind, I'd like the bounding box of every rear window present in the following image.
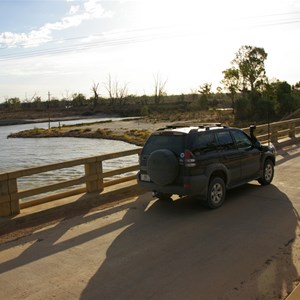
[142,134,186,155]
[216,131,236,150]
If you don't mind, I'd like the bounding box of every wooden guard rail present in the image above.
[0,148,141,217]
[242,118,300,144]
[0,118,300,217]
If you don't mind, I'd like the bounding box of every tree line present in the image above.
[1,45,300,122]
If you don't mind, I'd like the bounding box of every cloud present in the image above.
[69,5,80,15]
[84,0,104,16]
[0,29,52,48]
[0,0,113,48]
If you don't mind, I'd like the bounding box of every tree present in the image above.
[91,82,100,109]
[32,96,42,109]
[6,97,21,111]
[232,45,268,92]
[72,93,87,107]
[223,45,269,120]
[271,80,297,116]
[292,81,300,90]
[198,83,211,109]
[104,74,129,107]
[221,68,240,114]
[153,73,167,105]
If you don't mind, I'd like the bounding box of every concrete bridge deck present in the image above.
[0,142,300,300]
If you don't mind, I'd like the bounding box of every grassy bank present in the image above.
[8,125,152,146]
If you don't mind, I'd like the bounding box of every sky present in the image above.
[0,0,300,102]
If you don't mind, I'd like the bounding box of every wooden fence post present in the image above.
[289,122,296,139]
[0,176,20,217]
[85,161,104,193]
[271,125,278,144]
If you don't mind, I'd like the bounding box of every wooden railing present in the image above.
[1,118,300,217]
[242,118,300,145]
[0,148,141,217]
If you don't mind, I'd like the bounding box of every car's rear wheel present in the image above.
[203,177,225,209]
[258,159,274,185]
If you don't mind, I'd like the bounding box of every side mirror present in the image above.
[254,141,262,149]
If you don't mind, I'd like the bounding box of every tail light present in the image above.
[184,150,196,167]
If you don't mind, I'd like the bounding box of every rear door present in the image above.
[189,132,219,173]
[215,131,241,185]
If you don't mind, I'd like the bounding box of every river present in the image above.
[0,117,139,200]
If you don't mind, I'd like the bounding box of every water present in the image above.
[0,117,139,199]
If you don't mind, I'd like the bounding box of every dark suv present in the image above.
[137,123,276,208]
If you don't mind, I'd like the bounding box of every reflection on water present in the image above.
[0,118,139,200]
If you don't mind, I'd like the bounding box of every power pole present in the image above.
[48,91,51,129]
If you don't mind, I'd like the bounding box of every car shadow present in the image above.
[80,183,299,300]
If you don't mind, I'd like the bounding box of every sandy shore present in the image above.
[82,118,169,132]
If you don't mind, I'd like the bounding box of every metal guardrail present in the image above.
[0,118,300,217]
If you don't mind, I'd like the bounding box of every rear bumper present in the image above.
[137,172,208,198]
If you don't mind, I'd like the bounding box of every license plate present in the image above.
[141,174,150,182]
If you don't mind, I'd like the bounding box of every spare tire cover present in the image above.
[147,149,179,186]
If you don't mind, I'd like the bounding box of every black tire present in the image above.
[203,177,226,209]
[147,149,179,186]
[258,159,274,185]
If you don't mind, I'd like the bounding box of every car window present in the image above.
[216,131,235,150]
[142,134,186,155]
[231,130,253,149]
[192,133,217,154]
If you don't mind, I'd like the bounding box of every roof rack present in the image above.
[157,123,197,130]
[166,122,198,128]
[157,123,228,131]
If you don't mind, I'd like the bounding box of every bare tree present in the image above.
[153,73,167,105]
[23,92,37,103]
[62,90,71,100]
[30,93,38,102]
[91,82,100,109]
[104,74,129,107]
